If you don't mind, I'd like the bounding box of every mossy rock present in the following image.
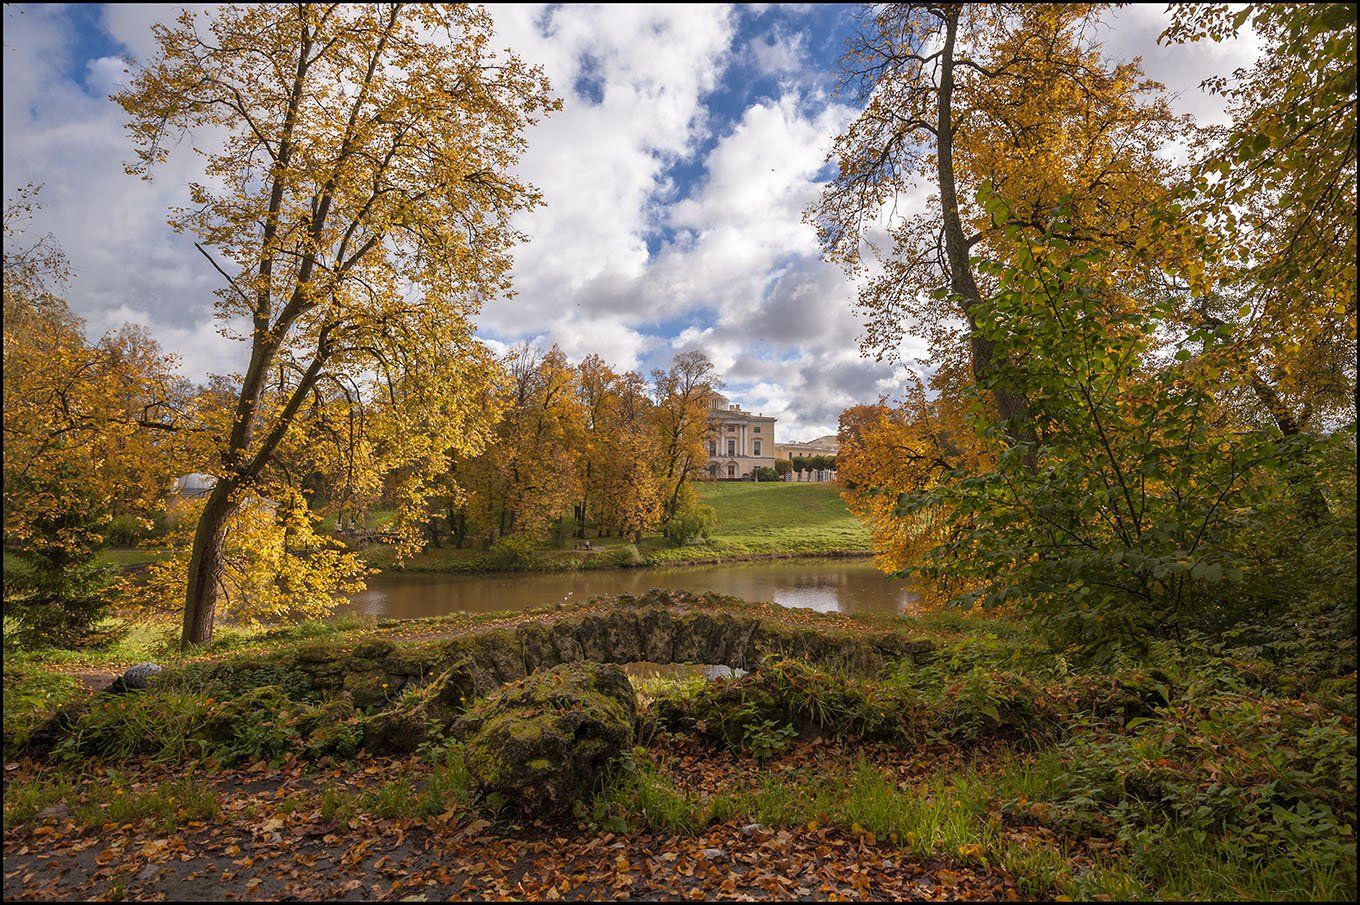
[200,685,294,744]
[455,662,636,820]
[298,695,361,759]
[362,665,477,754]
[342,666,400,710]
[651,674,785,748]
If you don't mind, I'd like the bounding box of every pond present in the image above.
[340,557,915,621]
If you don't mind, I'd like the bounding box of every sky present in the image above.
[1,4,1259,441]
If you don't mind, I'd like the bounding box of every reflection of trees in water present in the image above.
[345,560,915,621]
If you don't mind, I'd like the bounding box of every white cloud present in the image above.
[1097,4,1260,126]
[750,26,808,77]
[2,3,235,382]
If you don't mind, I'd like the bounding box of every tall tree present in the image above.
[1164,4,1357,438]
[811,4,1183,450]
[651,351,720,519]
[577,358,664,540]
[3,188,185,646]
[116,4,558,645]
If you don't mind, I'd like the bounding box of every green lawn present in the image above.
[3,548,169,576]
[698,481,870,549]
[362,481,873,574]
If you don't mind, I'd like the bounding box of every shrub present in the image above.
[611,543,643,567]
[489,534,539,570]
[104,514,153,547]
[1027,687,1358,889]
[901,191,1357,660]
[662,502,716,546]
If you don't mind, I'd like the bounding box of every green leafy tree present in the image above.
[907,187,1297,656]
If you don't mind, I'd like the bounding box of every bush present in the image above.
[1029,685,1358,888]
[611,543,643,567]
[752,466,779,482]
[105,514,153,547]
[902,192,1358,660]
[490,534,539,570]
[662,502,717,546]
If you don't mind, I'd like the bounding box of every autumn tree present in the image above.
[651,351,721,519]
[451,345,585,548]
[575,353,621,536]
[116,4,558,645]
[498,345,586,541]
[576,355,664,541]
[836,396,979,605]
[1163,4,1356,445]
[812,4,1185,451]
[3,188,185,646]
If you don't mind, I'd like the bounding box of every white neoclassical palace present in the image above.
[703,393,842,481]
[704,393,776,479]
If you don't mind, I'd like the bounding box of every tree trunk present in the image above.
[936,7,1037,460]
[1249,372,1331,522]
[181,482,235,647]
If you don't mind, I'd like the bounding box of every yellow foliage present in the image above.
[836,384,992,609]
[129,487,369,627]
[113,4,559,642]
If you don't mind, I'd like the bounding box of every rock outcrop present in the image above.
[455,662,637,819]
[24,591,935,761]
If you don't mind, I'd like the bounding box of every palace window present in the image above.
[753,426,761,433]
[727,463,736,477]
[727,424,736,432]
[753,440,762,456]
[727,439,736,456]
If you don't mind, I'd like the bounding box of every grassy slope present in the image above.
[645,482,871,565]
[364,481,872,574]
[700,481,870,550]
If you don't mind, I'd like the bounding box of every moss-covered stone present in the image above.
[455,662,637,820]
[200,685,294,744]
[22,591,940,762]
[297,695,361,759]
[343,666,398,710]
[361,665,476,754]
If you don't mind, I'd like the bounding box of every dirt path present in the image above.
[3,738,1023,902]
[4,819,1017,901]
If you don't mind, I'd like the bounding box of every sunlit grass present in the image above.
[360,482,873,574]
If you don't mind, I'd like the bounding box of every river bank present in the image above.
[358,537,875,577]
[342,557,912,621]
[359,482,874,576]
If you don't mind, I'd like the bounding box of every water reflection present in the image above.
[340,558,913,620]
